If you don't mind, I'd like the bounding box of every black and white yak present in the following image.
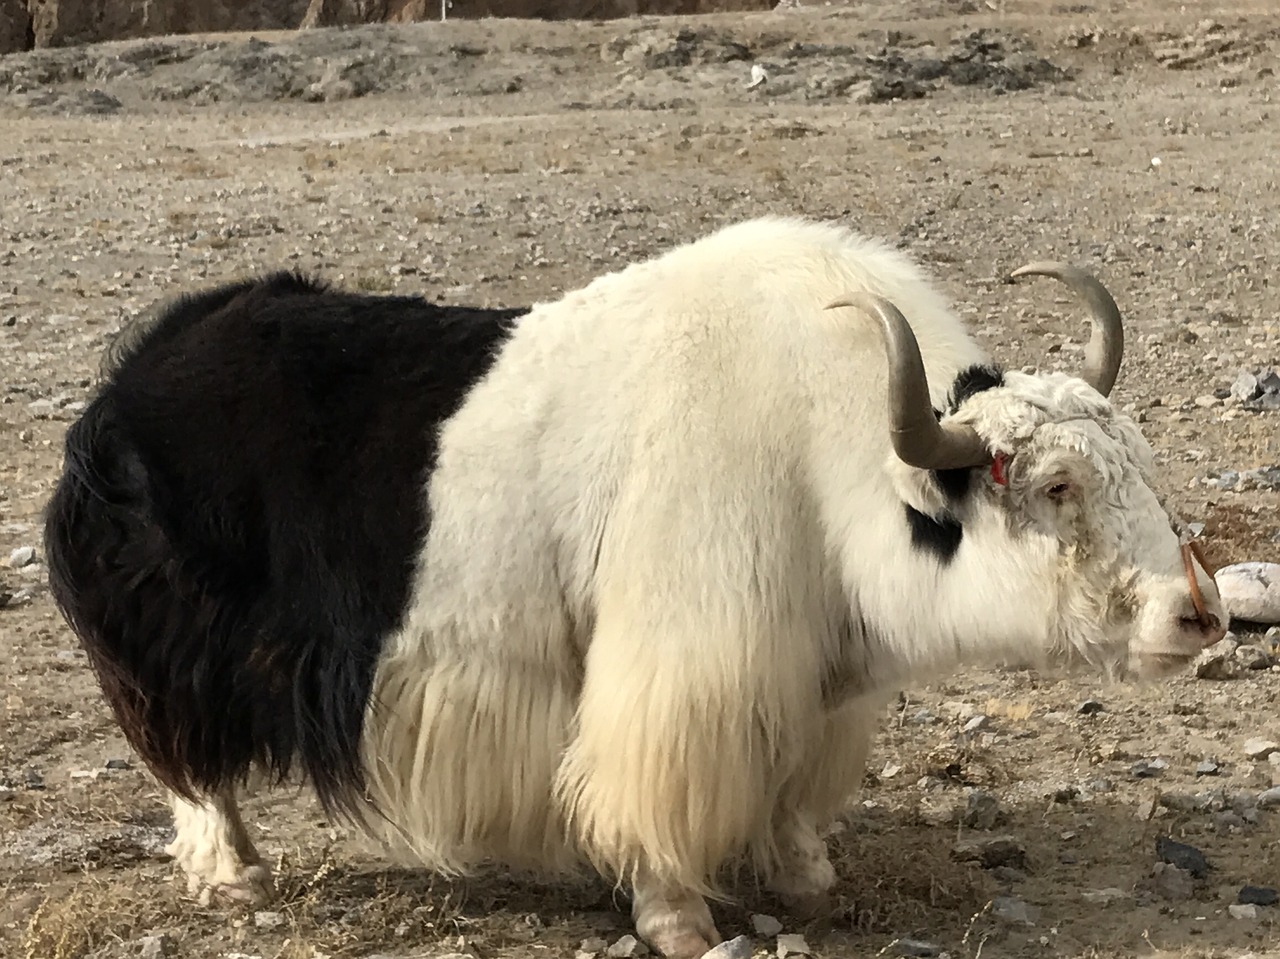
[44,216,1227,958]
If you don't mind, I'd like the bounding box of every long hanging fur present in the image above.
[43,273,525,821]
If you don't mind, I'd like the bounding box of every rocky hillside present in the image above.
[0,0,774,54]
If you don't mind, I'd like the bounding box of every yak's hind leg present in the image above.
[165,788,273,906]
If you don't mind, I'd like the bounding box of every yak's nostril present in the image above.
[1179,613,1226,647]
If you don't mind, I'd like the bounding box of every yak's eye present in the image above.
[1046,482,1071,500]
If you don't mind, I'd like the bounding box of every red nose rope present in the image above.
[1181,538,1219,631]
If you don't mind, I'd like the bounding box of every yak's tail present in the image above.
[42,307,375,824]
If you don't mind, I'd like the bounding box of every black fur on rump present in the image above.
[905,363,1005,564]
[43,272,525,822]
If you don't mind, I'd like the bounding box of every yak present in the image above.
[44,216,1226,957]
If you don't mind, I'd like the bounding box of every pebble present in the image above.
[1235,644,1273,669]
[135,935,175,959]
[254,911,284,930]
[7,545,36,568]
[704,937,752,959]
[581,940,609,955]
[1258,786,1280,808]
[0,787,15,802]
[960,788,1003,829]
[891,940,942,958]
[1150,862,1195,901]
[1155,836,1210,877]
[992,895,1037,925]
[1195,759,1221,777]
[1194,636,1241,679]
[776,934,810,957]
[1077,699,1105,715]
[751,914,783,937]
[1228,903,1259,920]
[1244,738,1279,760]
[952,836,1027,869]
[1081,887,1128,904]
[1131,757,1169,778]
[607,936,648,958]
[1238,885,1278,906]
[1215,563,1280,624]
[105,758,131,770]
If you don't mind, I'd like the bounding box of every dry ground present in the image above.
[2,2,1279,957]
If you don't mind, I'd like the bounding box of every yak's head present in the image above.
[829,265,1227,680]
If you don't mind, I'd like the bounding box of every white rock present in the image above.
[1215,563,1280,624]
[254,911,284,930]
[705,936,752,959]
[1244,739,1279,760]
[607,935,648,958]
[751,914,783,937]
[747,64,768,89]
[7,545,36,568]
[1229,903,1258,920]
[777,933,811,957]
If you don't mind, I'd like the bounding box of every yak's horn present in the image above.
[1009,261,1125,397]
[825,293,992,471]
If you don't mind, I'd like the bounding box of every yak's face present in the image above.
[949,371,1227,679]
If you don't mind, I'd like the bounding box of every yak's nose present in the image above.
[1177,605,1227,648]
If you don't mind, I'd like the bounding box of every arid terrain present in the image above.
[2,2,1279,957]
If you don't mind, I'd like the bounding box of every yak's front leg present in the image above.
[631,868,722,958]
[165,789,274,906]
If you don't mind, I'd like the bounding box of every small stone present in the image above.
[1194,394,1220,408]
[1077,699,1105,715]
[607,936,648,958]
[704,936,752,959]
[1195,760,1221,777]
[1132,758,1169,778]
[580,939,609,955]
[1231,370,1262,402]
[0,787,15,802]
[892,939,942,957]
[1155,836,1210,878]
[1258,786,1280,808]
[1081,887,1128,904]
[1150,862,1195,901]
[105,758,131,770]
[254,911,284,930]
[952,836,1027,869]
[1228,903,1259,920]
[992,895,1037,925]
[962,714,989,733]
[959,788,1003,829]
[1238,885,1278,906]
[7,546,36,568]
[776,934,810,957]
[1244,739,1279,760]
[1195,637,1241,679]
[136,935,175,959]
[751,914,783,937]
[1234,644,1272,669]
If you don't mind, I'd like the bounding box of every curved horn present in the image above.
[1008,261,1125,398]
[825,292,992,471]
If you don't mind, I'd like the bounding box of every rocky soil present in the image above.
[2,1,1279,957]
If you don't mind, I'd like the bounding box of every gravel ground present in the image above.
[1,2,1278,958]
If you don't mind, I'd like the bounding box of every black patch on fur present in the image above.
[904,363,1004,564]
[43,271,526,822]
[904,504,965,563]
